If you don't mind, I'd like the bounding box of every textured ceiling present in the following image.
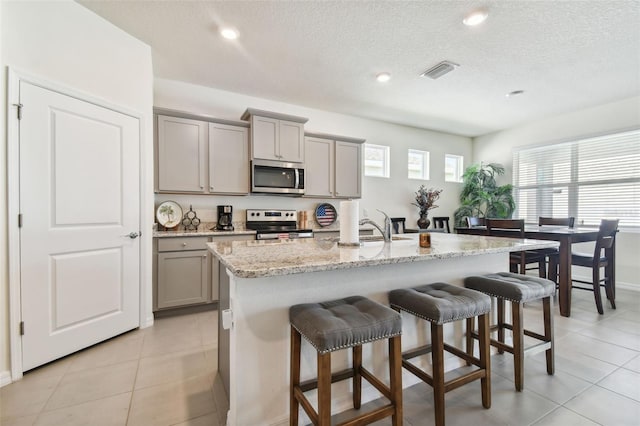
[79,0,640,137]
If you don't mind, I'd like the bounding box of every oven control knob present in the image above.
[256,212,261,216]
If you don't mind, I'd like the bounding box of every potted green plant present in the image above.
[412,186,443,228]
[453,163,515,227]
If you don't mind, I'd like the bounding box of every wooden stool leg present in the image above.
[497,298,505,354]
[478,313,491,409]
[543,296,555,375]
[512,301,524,391]
[290,327,301,426]
[431,323,445,426]
[352,345,362,409]
[465,316,474,366]
[389,335,403,426]
[317,352,332,425]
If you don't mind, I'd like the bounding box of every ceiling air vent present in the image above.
[420,61,459,79]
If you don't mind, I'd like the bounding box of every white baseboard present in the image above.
[617,281,640,292]
[0,370,12,387]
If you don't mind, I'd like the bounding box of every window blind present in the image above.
[513,129,640,229]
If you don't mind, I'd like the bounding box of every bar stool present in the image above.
[289,296,403,426]
[464,272,555,391]
[389,283,492,426]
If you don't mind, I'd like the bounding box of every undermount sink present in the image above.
[358,235,412,242]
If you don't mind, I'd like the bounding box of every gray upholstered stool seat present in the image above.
[464,272,555,303]
[464,272,555,392]
[290,295,402,353]
[389,282,491,324]
[388,283,492,426]
[289,296,403,426]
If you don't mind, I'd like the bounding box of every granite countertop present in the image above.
[207,233,559,278]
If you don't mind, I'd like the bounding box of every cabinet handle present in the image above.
[182,243,187,247]
[210,186,214,190]
[200,185,204,190]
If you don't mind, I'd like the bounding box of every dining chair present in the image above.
[390,217,406,234]
[466,217,485,228]
[570,219,619,314]
[432,216,451,233]
[529,217,575,279]
[485,219,546,275]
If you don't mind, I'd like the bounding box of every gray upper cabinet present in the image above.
[241,108,308,163]
[209,123,249,194]
[155,109,249,194]
[335,141,362,198]
[305,137,334,197]
[157,115,207,193]
[304,133,364,199]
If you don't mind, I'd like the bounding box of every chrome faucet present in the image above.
[359,210,392,242]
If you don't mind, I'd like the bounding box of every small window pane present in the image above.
[364,144,390,178]
[408,149,429,180]
[445,154,463,182]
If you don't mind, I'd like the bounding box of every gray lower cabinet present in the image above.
[154,234,254,311]
[156,237,210,309]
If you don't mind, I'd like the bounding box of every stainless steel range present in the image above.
[246,209,314,240]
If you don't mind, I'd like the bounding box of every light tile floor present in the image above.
[2,289,640,426]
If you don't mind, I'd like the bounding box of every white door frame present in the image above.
[7,67,153,380]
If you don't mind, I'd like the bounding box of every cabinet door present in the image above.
[335,141,362,198]
[209,123,249,194]
[278,120,305,163]
[157,250,209,309]
[157,115,207,192]
[251,116,279,161]
[304,137,334,197]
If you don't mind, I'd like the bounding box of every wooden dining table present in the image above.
[455,225,611,317]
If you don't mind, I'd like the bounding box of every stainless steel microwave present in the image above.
[251,159,305,195]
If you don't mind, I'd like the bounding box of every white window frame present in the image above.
[364,143,390,178]
[445,154,464,182]
[512,128,640,229]
[408,149,430,180]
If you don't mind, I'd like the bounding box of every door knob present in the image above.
[123,232,140,239]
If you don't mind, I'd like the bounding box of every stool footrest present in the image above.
[360,367,392,400]
[444,369,487,393]
[294,386,318,425]
[336,405,396,426]
[299,367,354,393]
[403,343,482,369]
[401,357,487,393]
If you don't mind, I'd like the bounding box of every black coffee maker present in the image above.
[216,205,234,231]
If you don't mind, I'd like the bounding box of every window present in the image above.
[513,129,640,228]
[364,144,390,178]
[408,149,429,180]
[445,154,464,182]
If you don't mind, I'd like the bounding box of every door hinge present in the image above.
[13,103,23,120]
[18,213,23,228]
[19,321,24,336]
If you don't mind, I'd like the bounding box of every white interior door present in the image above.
[19,81,140,371]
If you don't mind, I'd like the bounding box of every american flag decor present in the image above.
[315,203,337,227]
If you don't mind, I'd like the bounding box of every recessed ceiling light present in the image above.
[506,90,525,97]
[376,72,391,83]
[220,28,239,40]
[463,10,488,26]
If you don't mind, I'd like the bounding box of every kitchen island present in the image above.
[208,233,558,426]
